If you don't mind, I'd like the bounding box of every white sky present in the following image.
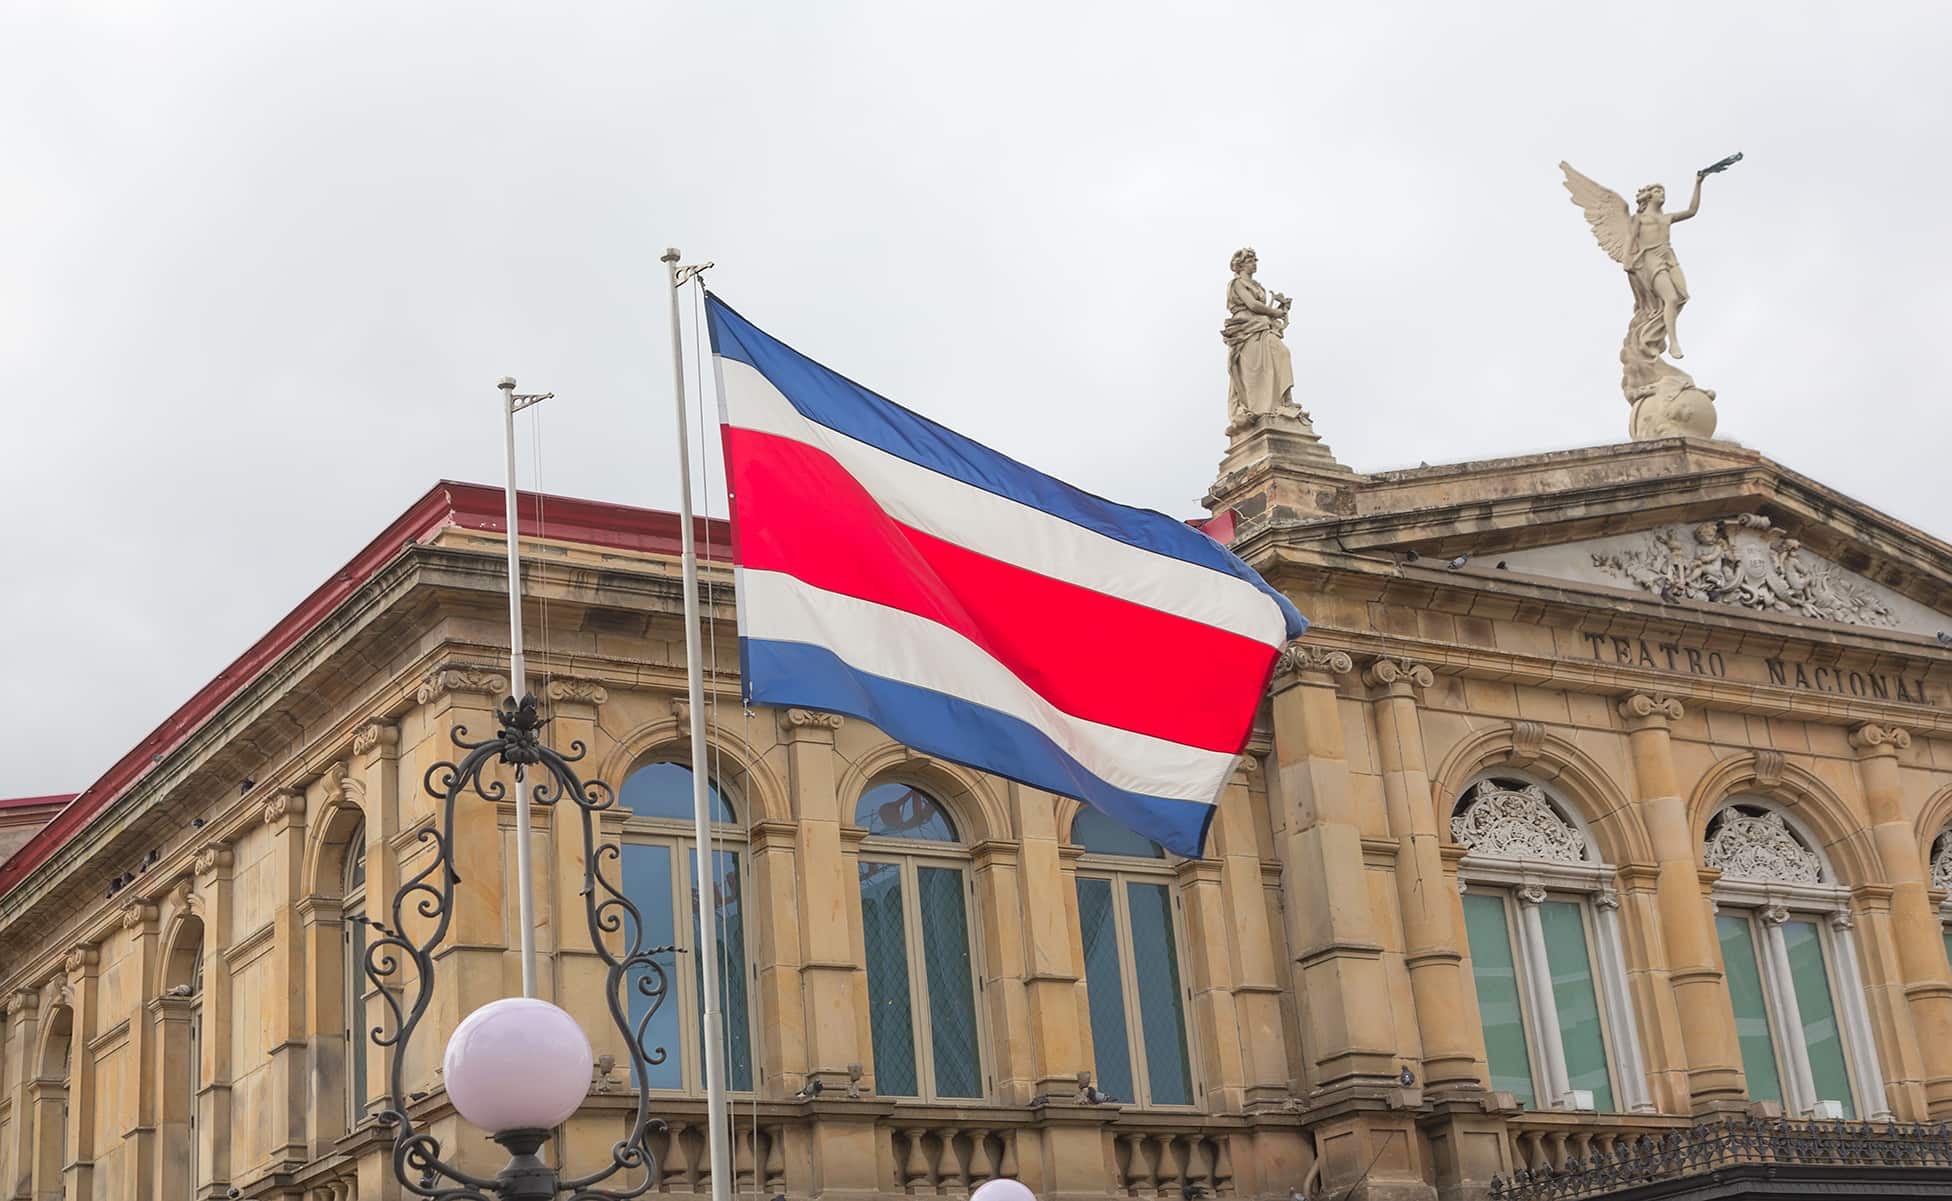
[5,2,1949,796]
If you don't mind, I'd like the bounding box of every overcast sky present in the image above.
[5,3,1949,796]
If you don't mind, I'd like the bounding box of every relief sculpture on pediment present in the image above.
[1591,514,1897,628]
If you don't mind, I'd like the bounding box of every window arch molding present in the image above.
[1686,753,1880,889]
[835,746,1006,845]
[1429,725,1649,866]
[1451,772,1653,1114]
[1912,782,1952,879]
[302,791,370,903]
[596,717,787,827]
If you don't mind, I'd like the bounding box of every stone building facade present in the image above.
[3,417,1951,1201]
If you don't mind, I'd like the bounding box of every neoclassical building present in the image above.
[4,404,1952,1201]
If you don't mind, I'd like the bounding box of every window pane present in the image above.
[1462,893,1536,1107]
[622,762,736,823]
[1944,929,1952,975]
[1784,920,1854,1118]
[690,849,752,1091]
[1073,809,1166,859]
[1540,901,1614,1112]
[1127,881,1193,1105]
[1717,915,1782,1106]
[918,866,983,1098]
[859,861,917,1096]
[1075,878,1136,1104]
[621,843,682,1088]
[857,783,958,842]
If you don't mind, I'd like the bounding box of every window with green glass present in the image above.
[618,762,753,1093]
[1782,919,1853,1117]
[1717,914,1784,1106]
[856,784,985,1101]
[1462,893,1536,1108]
[1540,900,1615,1113]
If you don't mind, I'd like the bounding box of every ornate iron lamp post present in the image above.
[357,695,675,1200]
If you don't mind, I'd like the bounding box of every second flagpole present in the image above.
[662,247,733,1201]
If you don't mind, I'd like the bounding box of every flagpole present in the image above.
[497,376,551,999]
[662,248,733,1201]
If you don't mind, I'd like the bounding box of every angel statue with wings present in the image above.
[1560,154,1740,440]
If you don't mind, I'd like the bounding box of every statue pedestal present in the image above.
[1204,407,1357,528]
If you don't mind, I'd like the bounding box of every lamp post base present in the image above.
[491,1128,558,1201]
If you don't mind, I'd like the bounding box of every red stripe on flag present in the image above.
[724,426,1273,753]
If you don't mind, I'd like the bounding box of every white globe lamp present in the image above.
[443,996,594,1133]
[972,1178,1036,1201]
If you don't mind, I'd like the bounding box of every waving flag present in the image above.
[707,294,1306,857]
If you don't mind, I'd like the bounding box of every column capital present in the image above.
[1618,693,1685,728]
[261,787,306,830]
[1361,656,1434,697]
[352,718,400,758]
[193,841,234,877]
[63,943,100,977]
[1594,888,1622,911]
[779,707,843,743]
[1759,903,1791,927]
[1516,883,1548,907]
[1273,643,1354,688]
[544,677,610,708]
[413,664,509,706]
[1848,723,1912,757]
[6,988,38,1018]
[119,900,159,933]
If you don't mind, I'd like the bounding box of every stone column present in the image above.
[1757,906,1819,1114]
[1265,647,1398,1094]
[193,841,236,1196]
[5,988,41,1201]
[1177,855,1248,1108]
[261,785,312,1172]
[62,944,100,1201]
[1211,758,1292,1108]
[120,900,162,1201]
[1365,657,1480,1093]
[1827,911,1895,1120]
[1514,886,1571,1106]
[1618,693,1745,1110]
[1850,723,1952,1115]
[969,838,1032,1101]
[1589,890,1656,1112]
[149,990,194,1201]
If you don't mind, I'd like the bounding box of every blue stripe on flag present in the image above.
[707,293,1306,640]
[742,637,1219,858]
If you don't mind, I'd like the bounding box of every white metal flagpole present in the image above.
[661,248,733,1201]
[497,376,551,1000]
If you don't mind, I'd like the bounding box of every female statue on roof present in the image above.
[1222,247,1298,430]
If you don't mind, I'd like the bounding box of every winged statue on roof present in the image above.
[1560,154,1740,441]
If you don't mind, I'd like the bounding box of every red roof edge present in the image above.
[0,794,75,813]
[0,481,727,899]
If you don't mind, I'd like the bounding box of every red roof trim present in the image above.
[0,795,74,812]
[0,482,728,899]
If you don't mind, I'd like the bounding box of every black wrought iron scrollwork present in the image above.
[358,695,677,1200]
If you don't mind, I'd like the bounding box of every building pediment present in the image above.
[1495,514,1947,635]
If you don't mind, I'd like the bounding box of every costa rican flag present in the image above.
[708,295,1307,857]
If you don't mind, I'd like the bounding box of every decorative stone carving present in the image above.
[546,678,610,706]
[262,788,306,827]
[1931,831,1952,895]
[1275,643,1354,679]
[120,900,159,932]
[1849,723,1913,754]
[1828,910,1855,932]
[1594,888,1621,911]
[1618,694,1685,723]
[1759,903,1791,927]
[1450,781,1588,864]
[415,666,510,705]
[6,988,37,1018]
[1363,658,1435,693]
[670,697,690,728]
[783,708,843,730]
[64,944,99,975]
[1561,155,1740,440]
[352,720,399,757]
[1508,720,1547,767]
[1591,516,1899,627]
[1703,806,1823,885]
[1752,750,1786,790]
[193,843,233,875]
[1516,884,1549,907]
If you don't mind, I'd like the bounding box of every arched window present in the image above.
[1452,779,1649,1113]
[1930,828,1952,968]
[618,760,752,1091]
[1071,808,1194,1107]
[1705,801,1888,1119]
[159,918,207,1196]
[856,781,985,1100]
[342,824,368,1128]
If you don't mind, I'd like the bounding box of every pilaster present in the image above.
[970,838,1033,1104]
[1618,693,1746,1112]
[1011,786,1090,1102]
[120,900,161,1201]
[1365,657,1480,1096]
[1211,758,1291,1109]
[1264,645,1399,1094]
[5,988,39,1201]
[193,841,235,1197]
[1850,722,1950,1117]
[61,943,100,1201]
